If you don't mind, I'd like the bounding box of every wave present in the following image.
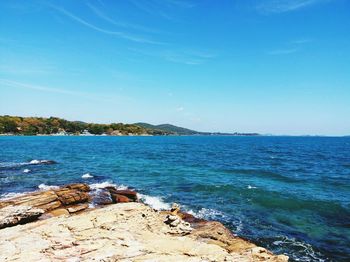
[269,236,327,262]
[89,181,128,190]
[0,191,30,200]
[82,173,93,179]
[0,159,57,170]
[89,181,117,190]
[220,168,299,183]
[186,207,227,220]
[137,193,171,210]
[38,184,60,190]
[23,169,31,173]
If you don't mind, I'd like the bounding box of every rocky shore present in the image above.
[0,183,288,261]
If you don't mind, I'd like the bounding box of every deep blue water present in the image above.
[0,136,349,261]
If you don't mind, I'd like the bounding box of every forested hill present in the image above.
[134,123,200,135]
[0,116,260,136]
[0,116,166,136]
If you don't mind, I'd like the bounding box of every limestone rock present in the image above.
[0,191,59,209]
[0,202,288,261]
[67,203,89,213]
[0,205,44,229]
[164,203,193,235]
[47,208,70,217]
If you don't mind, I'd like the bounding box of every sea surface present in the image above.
[0,136,349,261]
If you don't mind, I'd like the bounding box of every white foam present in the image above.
[29,160,54,165]
[82,173,93,179]
[186,207,226,220]
[38,183,59,190]
[117,184,128,190]
[89,181,117,190]
[272,236,326,261]
[23,169,31,173]
[247,185,257,189]
[0,191,29,200]
[137,193,171,210]
[0,162,29,168]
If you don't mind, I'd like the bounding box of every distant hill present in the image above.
[135,122,260,136]
[134,123,201,135]
[0,116,159,136]
[0,115,260,136]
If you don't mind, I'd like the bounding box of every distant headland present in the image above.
[0,115,260,136]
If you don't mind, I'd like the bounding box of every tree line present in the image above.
[0,115,169,136]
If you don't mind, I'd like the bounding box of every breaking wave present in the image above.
[38,184,59,190]
[82,173,93,179]
[137,193,171,210]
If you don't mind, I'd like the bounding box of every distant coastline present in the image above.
[0,115,260,137]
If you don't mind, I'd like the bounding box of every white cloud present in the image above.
[0,79,124,103]
[256,0,330,14]
[176,106,184,112]
[87,3,159,34]
[267,48,298,55]
[129,48,216,65]
[50,5,162,44]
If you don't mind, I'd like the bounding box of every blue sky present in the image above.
[0,0,349,135]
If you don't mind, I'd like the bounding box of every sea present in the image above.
[0,136,349,261]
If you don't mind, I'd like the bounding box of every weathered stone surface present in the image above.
[0,183,92,228]
[0,185,288,261]
[36,200,62,211]
[1,191,59,208]
[0,203,288,261]
[163,203,193,235]
[164,214,193,235]
[190,221,288,261]
[111,194,130,203]
[107,188,137,202]
[89,188,113,205]
[67,203,89,213]
[55,189,90,205]
[178,212,207,224]
[64,183,90,192]
[48,208,69,217]
[0,205,44,229]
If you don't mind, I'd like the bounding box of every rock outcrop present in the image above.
[0,183,138,228]
[0,184,288,261]
[0,205,44,229]
[164,203,193,235]
[0,203,288,261]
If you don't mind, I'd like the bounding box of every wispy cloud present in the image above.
[256,0,330,14]
[267,37,312,55]
[86,3,160,34]
[162,0,196,8]
[0,79,122,103]
[291,38,313,44]
[129,48,216,65]
[267,48,298,55]
[176,106,184,112]
[50,5,163,44]
[0,64,55,75]
[0,79,86,96]
[129,0,194,20]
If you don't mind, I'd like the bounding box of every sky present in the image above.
[0,0,349,135]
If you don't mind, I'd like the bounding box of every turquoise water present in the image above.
[0,136,349,261]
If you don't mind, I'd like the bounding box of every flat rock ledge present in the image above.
[0,184,289,261]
